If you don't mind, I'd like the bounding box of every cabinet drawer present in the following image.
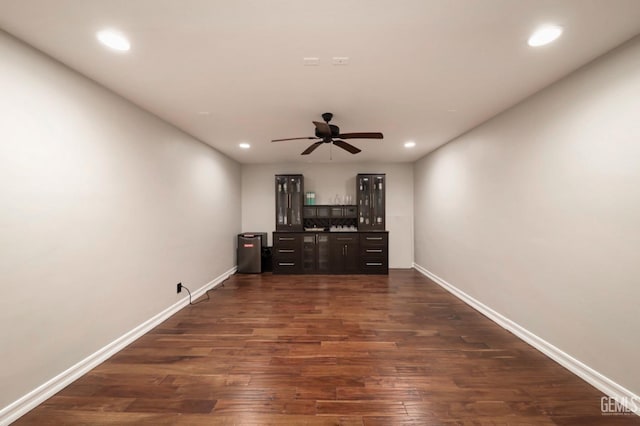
[273,245,301,262]
[273,247,299,256]
[359,233,388,246]
[343,206,358,218]
[316,206,330,217]
[273,260,303,274]
[274,234,300,243]
[330,207,343,217]
[330,234,358,243]
[360,258,388,274]
[362,247,386,255]
[274,233,302,247]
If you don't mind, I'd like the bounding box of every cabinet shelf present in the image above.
[302,204,357,231]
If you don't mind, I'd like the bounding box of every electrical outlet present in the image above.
[176,283,182,293]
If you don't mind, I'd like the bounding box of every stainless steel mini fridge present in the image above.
[237,232,267,273]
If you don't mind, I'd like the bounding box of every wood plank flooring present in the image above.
[14,270,640,425]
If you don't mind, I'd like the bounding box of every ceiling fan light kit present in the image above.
[271,112,383,156]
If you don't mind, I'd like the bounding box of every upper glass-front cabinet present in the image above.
[357,174,385,231]
[275,174,304,231]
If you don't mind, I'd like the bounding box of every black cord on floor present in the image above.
[182,274,232,305]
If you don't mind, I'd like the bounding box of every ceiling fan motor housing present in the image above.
[314,124,340,140]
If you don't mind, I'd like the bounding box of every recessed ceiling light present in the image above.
[528,25,563,47]
[404,141,416,148]
[96,29,130,51]
[239,143,251,149]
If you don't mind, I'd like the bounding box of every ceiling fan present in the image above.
[271,112,383,155]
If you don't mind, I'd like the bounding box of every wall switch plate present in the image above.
[332,57,349,65]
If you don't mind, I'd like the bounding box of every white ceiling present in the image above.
[1,0,639,164]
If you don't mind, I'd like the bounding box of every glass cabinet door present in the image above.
[358,175,371,227]
[371,175,385,229]
[275,174,304,231]
[317,234,330,273]
[357,174,385,231]
[289,176,302,227]
[302,234,316,273]
[276,176,288,227]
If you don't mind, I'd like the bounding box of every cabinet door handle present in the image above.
[336,237,352,241]
[366,249,383,253]
[279,237,295,241]
[366,262,383,266]
[279,249,295,253]
[279,262,295,266]
[366,236,383,241]
[345,245,348,256]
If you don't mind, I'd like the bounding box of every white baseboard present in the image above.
[0,266,237,426]
[413,263,639,416]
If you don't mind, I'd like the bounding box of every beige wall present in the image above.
[0,32,241,409]
[241,162,414,268]
[414,36,640,394]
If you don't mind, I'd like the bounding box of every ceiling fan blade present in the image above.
[333,140,361,154]
[301,141,324,155]
[338,132,383,140]
[313,121,332,138]
[271,136,317,142]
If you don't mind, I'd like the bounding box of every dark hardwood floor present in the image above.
[15,270,639,425]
